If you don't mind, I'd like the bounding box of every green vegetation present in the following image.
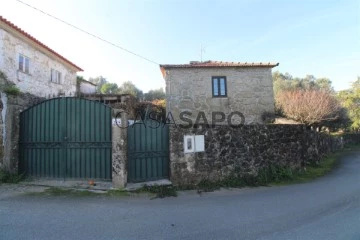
[29,187,132,197]
[30,187,99,197]
[3,85,21,96]
[0,71,21,96]
[133,184,178,198]
[106,189,130,197]
[273,71,346,129]
[143,88,165,101]
[86,76,165,101]
[272,71,360,132]
[272,71,333,95]
[0,169,24,184]
[338,77,360,131]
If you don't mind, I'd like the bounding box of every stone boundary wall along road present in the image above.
[169,124,348,185]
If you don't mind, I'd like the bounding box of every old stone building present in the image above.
[0,16,82,97]
[160,61,279,125]
[77,78,97,94]
[0,16,82,171]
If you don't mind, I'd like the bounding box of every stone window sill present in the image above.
[17,70,32,81]
[50,81,62,85]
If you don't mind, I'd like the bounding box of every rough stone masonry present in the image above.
[169,124,344,185]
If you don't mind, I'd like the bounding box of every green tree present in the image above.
[144,88,165,101]
[315,78,333,92]
[100,82,119,94]
[338,77,360,131]
[88,76,107,93]
[118,81,144,99]
[273,71,333,95]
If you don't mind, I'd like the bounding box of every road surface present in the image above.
[1,152,360,240]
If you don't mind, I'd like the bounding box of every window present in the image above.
[18,54,30,74]
[51,69,61,84]
[212,76,227,97]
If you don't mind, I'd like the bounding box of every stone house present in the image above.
[77,78,97,94]
[0,16,82,171]
[160,61,279,125]
[0,16,83,97]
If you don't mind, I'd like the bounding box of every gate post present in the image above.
[112,109,128,188]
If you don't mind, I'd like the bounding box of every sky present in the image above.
[1,0,359,92]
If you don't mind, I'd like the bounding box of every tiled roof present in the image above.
[0,16,83,71]
[160,60,279,68]
[79,78,97,86]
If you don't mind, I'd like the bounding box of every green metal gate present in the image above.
[127,120,169,182]
[19,97,112,180]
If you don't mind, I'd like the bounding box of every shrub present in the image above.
[3,85,21,96]
[0,169,24,183]
[276,89,343,126]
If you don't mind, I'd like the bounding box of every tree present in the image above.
[100,83,119,94]
[315,78,333,92]
[118,81,144,99]
[338,77,360,131]
[144,88,165,101]
[276,89,343,127]
[76,75,85,82]
[88,76,107,93]
[273,71,333,95]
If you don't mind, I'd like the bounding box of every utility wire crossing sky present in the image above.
[1,0,359,92]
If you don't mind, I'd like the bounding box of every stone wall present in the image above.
[0,91,44,171]
[342,133,360,146]
[169,125,345,185]
[0,28,77,97]
[164,67,275,125]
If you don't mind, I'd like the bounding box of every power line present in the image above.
[14,0,159,65]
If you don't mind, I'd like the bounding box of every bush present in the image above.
[3,85,20,96]
[276,89,343,126]
[0,169,23,183]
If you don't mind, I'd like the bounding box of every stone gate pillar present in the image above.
[112,109,128,188]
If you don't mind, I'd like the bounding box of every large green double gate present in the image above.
[127,120,169,183]
[19,97,112,180]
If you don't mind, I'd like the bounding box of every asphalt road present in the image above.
[1,152,360,240]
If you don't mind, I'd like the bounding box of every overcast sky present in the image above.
[1,0,359,92]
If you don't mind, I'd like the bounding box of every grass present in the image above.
[29,187,132,197]
[106,189,130,197]
[270,155,338,186]
[133,184,178,199]
[2,85,21,96]
[0,169,24,184]
[29,187,100,197]
[29,186,175,198]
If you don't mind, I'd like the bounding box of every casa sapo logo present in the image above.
[115,110,245,129]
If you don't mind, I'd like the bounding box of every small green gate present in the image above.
[127,120,169,182]
[19,97,112,180]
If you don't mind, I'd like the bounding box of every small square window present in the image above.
[212,76,227,97]
[51,69,61,84]
[18,54,30,74]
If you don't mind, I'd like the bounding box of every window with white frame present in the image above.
[18,54,30,74]
[51,69,61,84]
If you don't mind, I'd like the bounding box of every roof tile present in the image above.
[160,60,279,68]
